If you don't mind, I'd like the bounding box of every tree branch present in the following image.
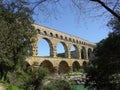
[90,0,120,20]
[32,0,47,11]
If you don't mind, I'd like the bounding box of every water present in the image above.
[72,84,88,90]
[73,84,96,90]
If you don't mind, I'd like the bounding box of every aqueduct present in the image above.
[27,24,96,74]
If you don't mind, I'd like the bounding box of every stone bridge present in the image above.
[27,24,96,74]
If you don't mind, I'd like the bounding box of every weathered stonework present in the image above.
[27,24,96,74]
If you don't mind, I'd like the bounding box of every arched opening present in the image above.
[82,61,88,72]
[65,37,67,41]
[37,38,53,57]
[36,29,41,34]
[55,34,58,38]
[79,41,81,44]
[43,31,47,35]
[76,40,78,44]
[40,60,55,73]
[60,35,63,39]
[58,61,70,74]
[69,38,72,41]
[56,42,67,58]
[70,45,79,59]
[50,32,53,37]
[81,46,86,59]
[72,61,80,72]
[73,39,75,43]
[88,48,93,59]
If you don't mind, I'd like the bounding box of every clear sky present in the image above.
[34,15,110,43]
[33,2,111,43]
[32,1,112,56]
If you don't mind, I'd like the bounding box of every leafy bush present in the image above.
[2,82,23,90]
[42,79,75,90]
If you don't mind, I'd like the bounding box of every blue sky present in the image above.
[33,2,111,43]
[32,1,111,56]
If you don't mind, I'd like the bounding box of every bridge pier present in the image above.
[51,45,57,58]
[69,66,73,72]
[66,48,71,58]
[54,66,59,75]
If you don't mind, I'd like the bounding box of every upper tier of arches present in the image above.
[32,24,95,60]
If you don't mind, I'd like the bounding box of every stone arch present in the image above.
[60,35,63,39]
[40,60,55,73]
[65,37,67,41]
[81,46,86,59]
[36,29,41,34]
[84,42,86,45]
[37,37,53,57]
[81,42,83,44]
[69,38,72,42]
[73,39,75,43]
[76,40,78,44]
[58,61,70,74]
[43,31,47,35]
[88,48,92,59]
[56,42,68,58]
[50,32,53,37]
[72,61,80,72]
[79,41,81,44]
[55,34,59,38]
[70,45,79,59]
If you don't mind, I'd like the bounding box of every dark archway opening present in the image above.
[82,61,88,73]
[40,60,55,73]
[88,48,93,59]
[72,61,80,72]
[81,47,86,59]
[58,61,70,74]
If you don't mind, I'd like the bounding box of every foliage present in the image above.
[24,64,49,90]
[20,63,48,90]
[2,63,48,90]
[0,1,50,90]
[85,31,120,90]
[0,0,36,81]
[9,62,48,90]
[0,80,23,90]
[42,79,74,90]
[5,84,24,90]
[108,16,120,34]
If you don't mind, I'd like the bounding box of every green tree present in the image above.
[0,0,36,81]
[85,18,120,90]
[24,63,49,90]
[2,62,48,90]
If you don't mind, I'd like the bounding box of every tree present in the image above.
[72,0,120,20]
[85,18,120,90]
[0,0,36,81]
[3,62,49,90]
[108,16,120,33]
[24,64,48,90]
